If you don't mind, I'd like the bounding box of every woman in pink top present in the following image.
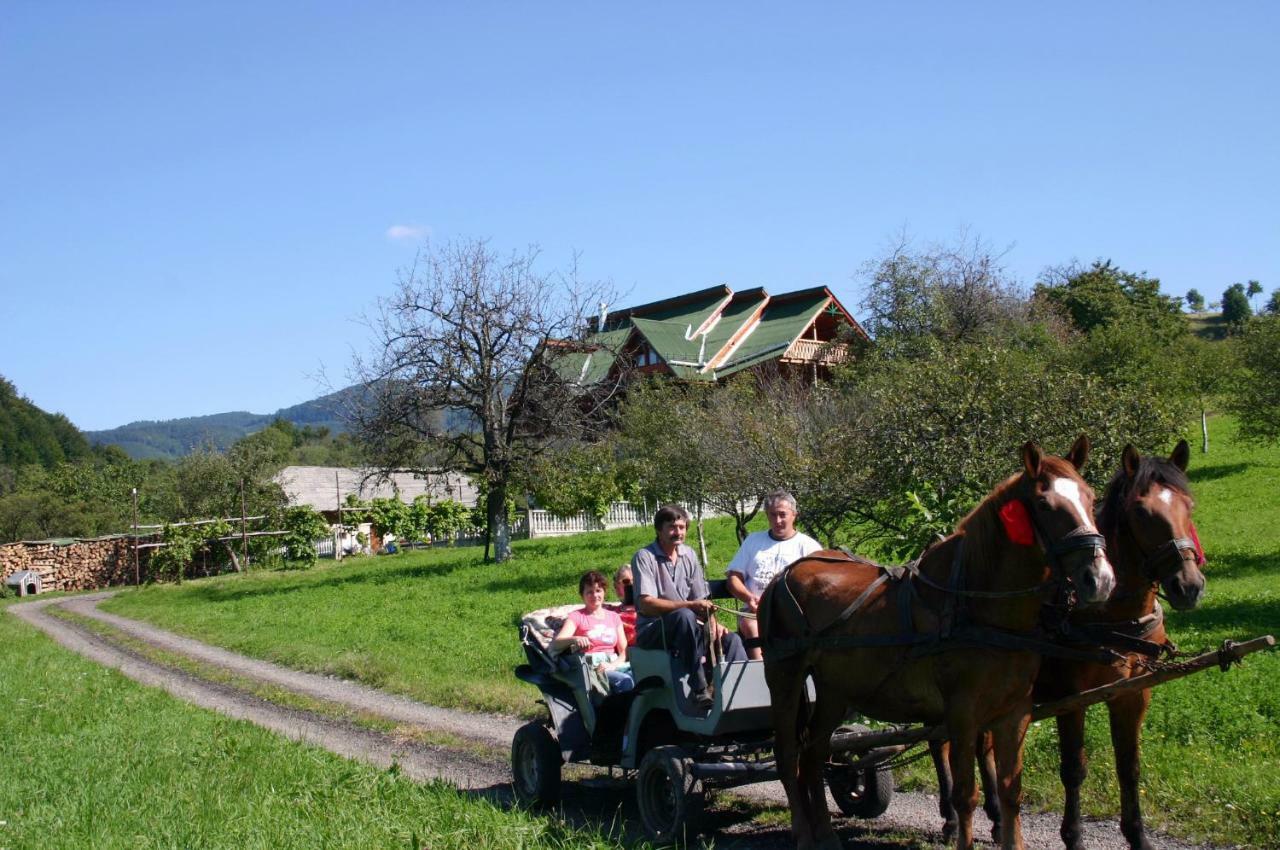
[551,570,634,693]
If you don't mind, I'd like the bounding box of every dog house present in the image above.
[5,570,41,597]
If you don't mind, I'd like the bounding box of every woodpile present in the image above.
[1,536,158,593]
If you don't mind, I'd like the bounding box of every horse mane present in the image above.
[954,454,1081,569]
[1098,454,1192,539]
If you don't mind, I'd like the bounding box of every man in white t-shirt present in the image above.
[726,489,822,659]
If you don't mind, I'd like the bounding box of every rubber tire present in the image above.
[636,745,705,843]
[827,724,893,819]
[511,722,562,806]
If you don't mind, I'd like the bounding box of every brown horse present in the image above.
[760,437,1116,850]
[940,441,1207,849]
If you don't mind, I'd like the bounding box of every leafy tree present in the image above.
[858,233,1026,356]
[1035,260,1185,342]
[1267,290,1280,316]
[151,519,233,583]
[1246,279,1263,309]
[280,506,331,567]
[1226,315,1280,443]
[1185,289,1205,312]
[1170,336,1239,452]
[418,497,470,545]
[351,238,619,562]
[0,376,92,468]
[521,441,630,522]
[1222,283,1253,331]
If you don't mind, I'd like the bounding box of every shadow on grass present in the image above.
[1201,550,1277,581]
[1189,462,1252,483]
[1169,595,1280,642]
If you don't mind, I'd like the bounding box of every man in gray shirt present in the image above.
[632,504,747,712]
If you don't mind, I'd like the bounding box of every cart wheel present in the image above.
[512,722,562,806]
[636,745,704,843]
[827,725,893,819]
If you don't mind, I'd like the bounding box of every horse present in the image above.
[933,440,1207,849]
[760,436,1116,850]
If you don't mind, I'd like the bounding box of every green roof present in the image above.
[712,291,831,378]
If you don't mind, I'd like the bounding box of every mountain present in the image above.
[87,385,366,460]
[0,376,93,468]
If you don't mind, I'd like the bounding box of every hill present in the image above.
[0,376,92,468]
[87,385,366,460]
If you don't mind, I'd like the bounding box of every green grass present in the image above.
[0,601,643,850]
[93,421,1280,846]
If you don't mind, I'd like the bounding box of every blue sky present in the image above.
[3,3,1277,431]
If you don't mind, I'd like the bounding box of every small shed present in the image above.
[5,570,42,597]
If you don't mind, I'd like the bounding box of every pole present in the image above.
[132,487,140,586]
[240,478,248,570]
[335,470,343,561]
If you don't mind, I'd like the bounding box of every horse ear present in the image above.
[1066,434,1090,472]
[1022,441,1043,477]
[1122,444,1140,478]
[1170,439,1190,472]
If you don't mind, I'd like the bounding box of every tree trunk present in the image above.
[695,500,708,567]
[1201,408,1209,453]
[221,541,243,572]
[489,483,512,562]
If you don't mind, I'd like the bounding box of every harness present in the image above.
[765,495,1120,667]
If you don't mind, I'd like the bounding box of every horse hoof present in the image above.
[941,820,956,843]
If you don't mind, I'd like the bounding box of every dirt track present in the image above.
[9,593,1214,850]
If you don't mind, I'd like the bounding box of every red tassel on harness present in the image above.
[1189,522,1206,565]
[999,499,1036,546]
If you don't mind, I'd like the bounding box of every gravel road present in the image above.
[9,593,1217,850]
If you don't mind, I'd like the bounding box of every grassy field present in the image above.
[88,417,1280,847]
[0,600,645,850]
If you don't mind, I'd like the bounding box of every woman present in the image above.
[551,570,634,694]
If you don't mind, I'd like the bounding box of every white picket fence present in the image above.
[524,501,725,538]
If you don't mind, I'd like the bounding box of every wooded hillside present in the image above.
[0,376,91,468]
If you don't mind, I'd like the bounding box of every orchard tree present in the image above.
[1035,260,1185,342]
[1222,283,1252,331]
[1267,289,1280,316]
[1171,336,1239,453]
[1246,280,1264,309]
[351,238,619,563]
[1226,315,1280,443]
[1185,289,1205,312]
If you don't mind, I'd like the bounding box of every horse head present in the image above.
[1015,434,1115,604]
[1101,440,1206,611]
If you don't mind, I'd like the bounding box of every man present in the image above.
[726,489,822,659]
[605,564,637,647]
[632,504,747,712]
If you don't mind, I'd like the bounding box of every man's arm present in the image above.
[725,571,759,610]
[638,594,714,618]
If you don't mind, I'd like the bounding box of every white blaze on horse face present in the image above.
[1157,487,1175,506]
[1051,476,1097,532]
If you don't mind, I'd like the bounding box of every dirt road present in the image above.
[9,593,1211,850]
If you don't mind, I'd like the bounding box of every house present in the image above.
[274,466,478,523]
[560,285,868,384]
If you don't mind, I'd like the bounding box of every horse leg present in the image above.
[930,739,958,843]
[1056,709,1088,850]
[977,730,1002,843]
[767,666,821,849]
[1109,689,1155,850]
[800,690,852,850]
[989,710,1032,850]
[944,715,980,850]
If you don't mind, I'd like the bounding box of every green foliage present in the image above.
[1266,289,1280,316]
[414,496,471,544]
[522,441,631,520]
[368,496,414,540]
[1036,259,1186,341]
[1185,288,1205,312]
[151,519,234,583]
[0,375,92,468]
[1226,315,1280,443]
[280,505,332,567]
[1222,282,1253,331]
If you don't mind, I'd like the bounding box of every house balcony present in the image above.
[779,338,851,365]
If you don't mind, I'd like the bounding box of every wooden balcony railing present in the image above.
[781,338,851,364]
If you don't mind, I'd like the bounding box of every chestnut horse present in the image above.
[760,437,1115,850]
[936,441,1206,849]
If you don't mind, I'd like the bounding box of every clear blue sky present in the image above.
[3,3,1277,431]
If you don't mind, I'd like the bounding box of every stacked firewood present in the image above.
[1,537,155,592]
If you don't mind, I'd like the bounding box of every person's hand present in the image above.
[746,594,760,612]
[689,599,716,616]
[708,618,727,642]
[571,636,591,652]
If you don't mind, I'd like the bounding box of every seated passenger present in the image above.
[633,504,746,713]
[551,570,634,694]
[726,489,821,660]
[605,564,637,648]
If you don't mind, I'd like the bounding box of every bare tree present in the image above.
[351,239,619,562]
